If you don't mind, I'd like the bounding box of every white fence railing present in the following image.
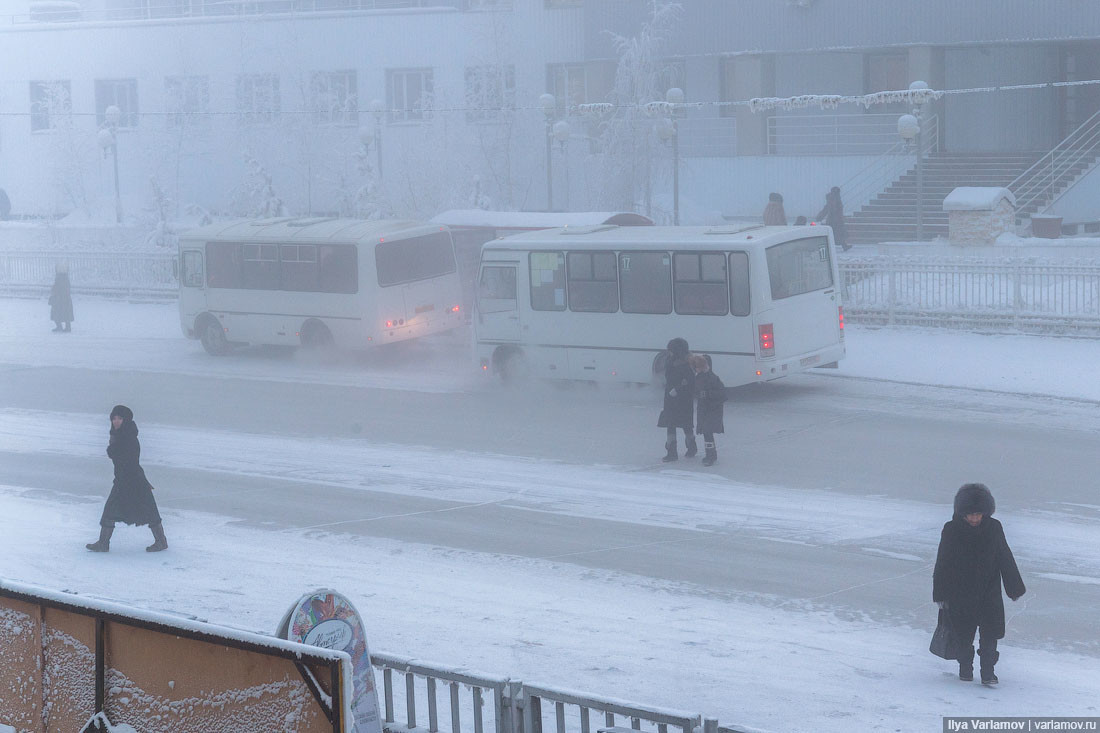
[841,255,1100,334]
[4,251,1100,334]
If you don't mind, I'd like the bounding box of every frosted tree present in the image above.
[33,81,92,216]
[231,153,286,218]
[589,0,682,213]
[143,176,176,249]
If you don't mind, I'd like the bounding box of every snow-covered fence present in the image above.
[840,255,1100,333]
[0,251,176,297]
[369,653,755,733]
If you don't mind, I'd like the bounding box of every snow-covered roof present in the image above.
[177,217,435,242]
[943,187,1016,211]
[430,210,653,230]
[482,224,829,252]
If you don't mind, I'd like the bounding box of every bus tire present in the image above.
[199,316,231,356]
[498,349,529,383]
[300,320,335,353]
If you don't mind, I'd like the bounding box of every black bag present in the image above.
[929,608,962,660]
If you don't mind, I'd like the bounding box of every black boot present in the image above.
[684,435,698,458]
[146,522,168,552]
[702,442,717,467]
[978,648,999,685]
[662,440,678,462]
[63,323,71,332]
[958,646,975,681]
[52,323,63,332]
[86,525,113,552]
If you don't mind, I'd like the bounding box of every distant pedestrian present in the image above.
[762,192,787,226]
[658,337,696,462]
[932,483,1025,685]
[817,186,850,251]
[49,264,73,333]
[690,354,726,466]
[86,405,169,553]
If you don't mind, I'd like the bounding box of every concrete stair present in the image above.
[845,152,1043,244]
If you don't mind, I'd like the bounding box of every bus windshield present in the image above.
[376,232,457,287]
[766,236,833,300]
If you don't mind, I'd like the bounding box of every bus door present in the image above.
[762,236,841,361]
[476,261,521,341]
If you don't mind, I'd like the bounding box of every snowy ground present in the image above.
[1,295,1099,732]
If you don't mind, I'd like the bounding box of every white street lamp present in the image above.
[658,89,683,225]
[368,99,385,183]
[99,104,123,223]
[906,80,929,240]
[552,120,571,210]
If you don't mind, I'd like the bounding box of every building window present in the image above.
[866,52,909,112]
[95,78,139,128]
[548,63,589,111]
[465,65,515,123]
[164,76,209,129]
[386,68,433,123]
[236,73,281,124]
[29,80,71,132]
[311,70,359,125]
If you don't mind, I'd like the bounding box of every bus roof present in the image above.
[178,217,443,242]
[480,224,830,252]
[430,210,654,230]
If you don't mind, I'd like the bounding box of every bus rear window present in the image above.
[765,236,832,300]
[376,232,457,287]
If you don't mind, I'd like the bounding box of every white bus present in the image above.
[178,217,464,355]
[473,223,845,386]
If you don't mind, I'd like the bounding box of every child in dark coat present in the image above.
[690,354,726,466]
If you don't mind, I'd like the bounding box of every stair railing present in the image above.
[840,114,938,213]
[1010,106,1100,216]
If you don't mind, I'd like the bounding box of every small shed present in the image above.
[943,187,1016,246]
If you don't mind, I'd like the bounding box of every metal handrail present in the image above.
[1009,106,1100,215]
[839,115,937,212]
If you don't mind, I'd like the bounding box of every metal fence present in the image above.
[841,255,1100,334]
[369,652,746,733]
[0,251,176,298]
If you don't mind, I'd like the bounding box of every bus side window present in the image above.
[729,251,750,316]
[478,266,517,313]
[529,251,566,311]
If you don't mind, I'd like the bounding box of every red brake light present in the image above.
[838,306,845,333]
[385,320,394,328]
[451,305,460,313]
[758,323,774,355]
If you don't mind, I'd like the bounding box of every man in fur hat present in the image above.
[932,483,1025,685]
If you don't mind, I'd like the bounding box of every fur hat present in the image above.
[110,405,134,421]
[768,192,783,203]
[667,337,689,357]
[953,483,995,518]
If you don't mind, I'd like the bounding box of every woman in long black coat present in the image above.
[657,337,696,462]
[86,405,168,553]
[932,483,1025,685]
[49,266,74,332]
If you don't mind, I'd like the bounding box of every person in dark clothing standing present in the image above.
[657,337,696,462]
[690,354,726,466]
[816,186,850,251]
[86,405,168,553]
[49,264,74,332]
[762,192,787,226]
[932,483,1025,685]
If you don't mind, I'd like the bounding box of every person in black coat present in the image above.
[932,483,1025,685]
[86,405,168,553]
[690,354,726,466]
[816,186,849,251]
[657,337,696,462]
[49,265,74,332]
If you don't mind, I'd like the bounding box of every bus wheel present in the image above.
[499,350,529,383]
[300,321,335,353]
[199,317,230,356]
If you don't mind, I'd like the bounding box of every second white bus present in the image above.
[178,217,464,355]
[473,223,845,386]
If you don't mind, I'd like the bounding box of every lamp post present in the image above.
[369,99,385,184]
[553,119,571,211]
[901,80,929,241]
[97,104,122,223]
[657,87,684,225]
[539,93,557,211]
